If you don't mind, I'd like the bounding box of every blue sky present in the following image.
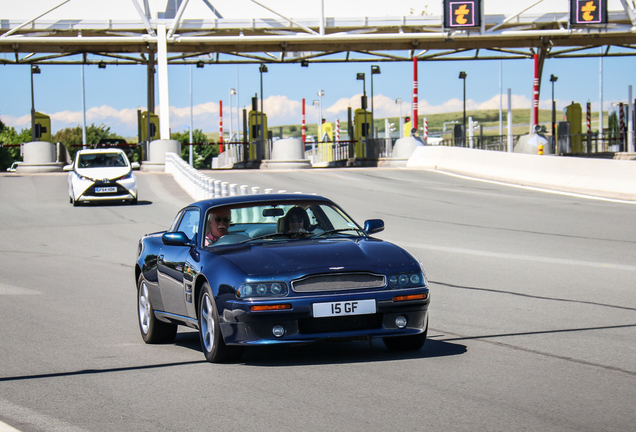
[2,0,636,138]
[3,51,635,139]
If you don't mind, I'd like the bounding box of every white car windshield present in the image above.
[78,153,127,168]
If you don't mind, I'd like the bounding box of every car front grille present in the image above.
[299,313,384,334]
[291,273,386,293]
[83,182,129,197]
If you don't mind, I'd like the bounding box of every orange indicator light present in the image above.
[250,304,292,312]
[393,293,427,302]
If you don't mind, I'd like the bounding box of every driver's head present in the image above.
[208,209,231,239]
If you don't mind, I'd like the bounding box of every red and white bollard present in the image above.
[219,100,224,153]
[620,102,625,150]
[413,57,418,132]
[302,98,306,144]
[423,118,428,141]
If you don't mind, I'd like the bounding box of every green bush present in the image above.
[171,129,219,169]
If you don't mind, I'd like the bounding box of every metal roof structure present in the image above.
[2,0,636,67]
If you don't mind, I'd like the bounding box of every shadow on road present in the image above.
[174,331,467,366]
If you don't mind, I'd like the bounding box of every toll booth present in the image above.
[322,121,333,142]
[354,108,371,157]
[453,124,465,146]
[33,112,51,142]
[565,103,582,153]
[248,110,268,160]
[139,111,160,142]
[403,118,412,138]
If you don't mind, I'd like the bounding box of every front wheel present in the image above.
[198,283,242,363]
[383,317,428,351]
[137,276,177,344]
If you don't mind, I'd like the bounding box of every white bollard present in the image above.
[264,188,274,194]
[251,186,260,194]
[278,190,287,193]
[240,185,249,195]
[229,183,238,196]
[214,180,222,198]
[221,182,229,197]
[206,178,214,199]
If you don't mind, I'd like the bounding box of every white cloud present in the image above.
[3,92,615,139]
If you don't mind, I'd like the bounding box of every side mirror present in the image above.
[63,164,73,172]
[131,162,140,170]
[364,219,384,235]
[162,231,195,247]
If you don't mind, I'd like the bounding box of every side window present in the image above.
[176,209,200,241]
[168,210,184,232]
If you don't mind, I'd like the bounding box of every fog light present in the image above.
[395,316,407,329]
[272,325,285,338]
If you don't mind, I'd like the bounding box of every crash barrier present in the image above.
[305,139,394,165]
[165,152,299,200]
[407,146,636,201]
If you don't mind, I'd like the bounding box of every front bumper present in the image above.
[220,288,430,345]
[74,178,137,202]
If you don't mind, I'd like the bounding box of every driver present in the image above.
[205,209,231,246]
[283,206,310,238]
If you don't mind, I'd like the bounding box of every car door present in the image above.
[157,208,199,317]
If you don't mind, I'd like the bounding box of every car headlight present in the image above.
[117,172,133,181]
[389,271,426,288]
[237,282,288,298]
[75,172,90,181]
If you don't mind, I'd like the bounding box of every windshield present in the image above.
[78,153,128,168]
[204,201,365,247]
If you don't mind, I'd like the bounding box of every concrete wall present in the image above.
[407,146,636,201]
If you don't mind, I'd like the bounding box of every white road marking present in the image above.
[0,284,40,295]
[0,399,89,432]
[395,241,636,272]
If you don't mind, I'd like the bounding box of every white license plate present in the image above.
[95,187,117,193]
[313,299,376,318]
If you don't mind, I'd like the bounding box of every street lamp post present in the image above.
[459,71,467,146]
[259,64,268,158]
[395,98,403,138]
[312,99,320,159]
[550,74,558,153]
[30,64,41,142]
[356,72,367,139]
[370,65,381,139]
[317,90,324,141]
[229,88,236,142]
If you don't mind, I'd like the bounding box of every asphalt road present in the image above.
[1,168,635,432]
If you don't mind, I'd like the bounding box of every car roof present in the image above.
[76,148,126,155]
[182,193,335,213]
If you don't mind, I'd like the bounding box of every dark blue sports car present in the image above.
[135,194,430,363]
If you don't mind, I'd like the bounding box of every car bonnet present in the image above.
[75,166,131,180]
[212,238,416,276]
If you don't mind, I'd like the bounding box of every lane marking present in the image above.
[0,399,89,432]
[395,241,636,272]
[431,170,636,204]
[0,284,40,295]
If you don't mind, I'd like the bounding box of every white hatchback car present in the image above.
[65,148,139,206]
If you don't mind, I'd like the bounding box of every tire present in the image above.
[383,317,428,352]
[137,275,177,344]
[198,283,243,363]
[131,197,138,205]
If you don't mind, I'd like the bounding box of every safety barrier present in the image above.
[164,152,295,200]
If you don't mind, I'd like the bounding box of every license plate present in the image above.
[95,187,117,193]
[313,299,376,318]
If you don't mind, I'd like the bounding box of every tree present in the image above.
[53,124,123,160]
[171,129,218,169]
[0,119,32,170]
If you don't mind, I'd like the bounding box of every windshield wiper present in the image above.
[238,232,288,244]
[310,228,364,238]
